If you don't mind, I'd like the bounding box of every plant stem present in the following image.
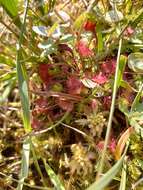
[97,38,123,177]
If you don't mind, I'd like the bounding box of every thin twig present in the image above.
[31,90,82,101]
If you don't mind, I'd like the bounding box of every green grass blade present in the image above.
[43,158,65,190]
[97,38,123,176]
[119,157,127,190]
[0,0,21,28]
[86,151,126,190]
[17,137,31,190]
[16,58,31,131]
[16,0,31,133]
[16,0,31,189]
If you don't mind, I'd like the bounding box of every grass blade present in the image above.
[16,0,31,189]
[119,157,127,190]
[43,158,65,190]
[0,0,21,28]
[17,137,31,190]
[97,38,123,176]
[16,0,31,133]
[86,149,127,190]
[16,58,31,131]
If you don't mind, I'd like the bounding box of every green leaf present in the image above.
[128,111,143,138]
[48,23,61,39]
[48,22,59,36]
[86,152,126,190]
[96,24,103,53]
[128,52,143,72]
[118,97,129,116]
[43,159,65,190]
[131,84,143,112]
[60,34,75,43]
[38,39,54,49]
[0,0,21,28]
[117,55,127,88]
[120,80,136,92]
[73,12,88,29]
[39,39,58,56]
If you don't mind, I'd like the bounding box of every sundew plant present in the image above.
[0,0,143,190]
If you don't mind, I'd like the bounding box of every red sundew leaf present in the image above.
[66,76,83,95]
[108,138,116,153]
[123,27,134,36]
[38,63,53,85]
[83,20,96,32]
[97,138,116,153]
[101,58,116,75]
[76,40,93,57]
[61,65,69,73]
[32,107,49,116]
[58,44,74,55]
[35,97,48,108]
[58,44,78,66]
[97,141,104,151]
[91,99,97,110]
[103,96,112,110]
[92,72,108,84]
[33,98,49,116]
[56,98,74,111]
[31,118,42,130]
